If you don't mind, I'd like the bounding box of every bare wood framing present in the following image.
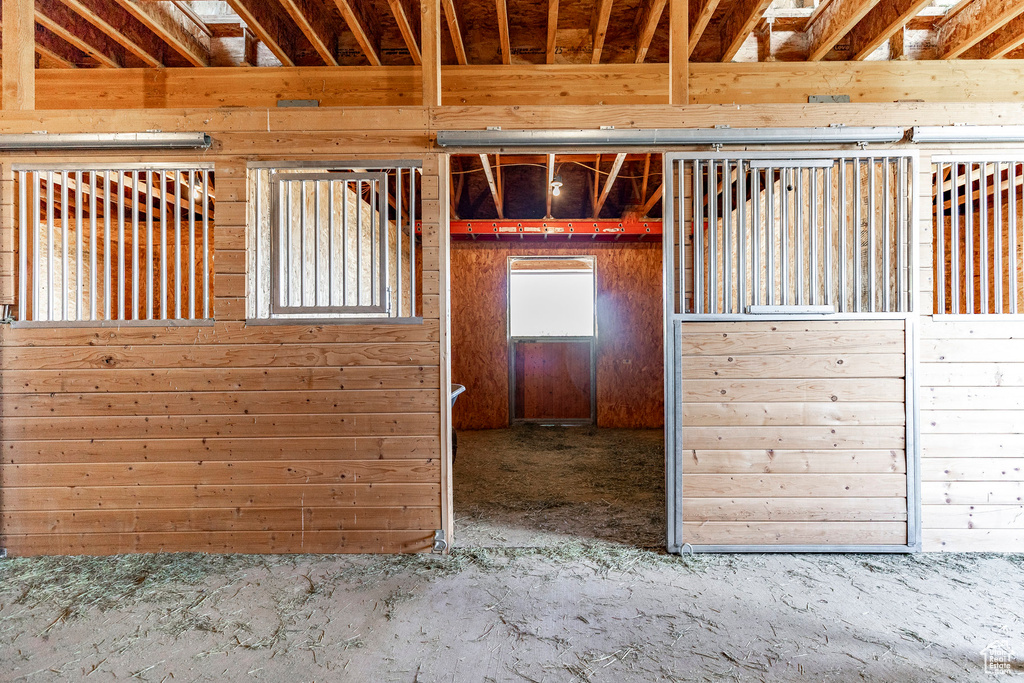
[981,13,1024,58]
[670,0,688,103]
[36,0,126,68]
[635,0,668,63]
[113,0,210,66]
[32,24,87,68]
[807,0,881,61]
[641,182,664,216]
[441,0,468,65]
[277,0,340,66]
[937,0,1024,59]
[719,0,773,62]
[496,0,511,65]
[546,0,559,64]
[2,0,34,109]
[847,0,932,61]
[594,152,626,218]
[223,0,297,67]
[422,0,441,106]
[59,0,166,68]
[479,154,503,219]
[591,0,615,64]
[332,0,382,66]
[689,0,720,55]
[389,0,422,65]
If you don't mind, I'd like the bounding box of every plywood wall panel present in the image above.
[450,241,663,429]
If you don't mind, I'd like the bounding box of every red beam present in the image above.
[416,219,662,241]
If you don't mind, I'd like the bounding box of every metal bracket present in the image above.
[432,529,448,554]
[0,548,7,559]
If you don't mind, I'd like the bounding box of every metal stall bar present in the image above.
[951,164,961,314]
[1013,163,1019,315]
[854,160,862,313]
[683,162,692,313]
[767,164,775,306]
[314,179,321,307]
[160,171,168,319]
[18,172,27,320]
[46,171,54,320]
[90,172,97,320]
[882,158,891,312]
[824,165,832,309]
[981,164,989,314]
[173,172,181,319]
[356,179,363,307]
[810,167,818,306]
[795,166,803,305]
[739,160,747,312]
[868,159,876,312]
[132,171,140,320]
[995,162,1003,313]
[61,170,69,321]
[410,167,417,317]
[396,169,403,316]
[838,161,847,312]
[189,171,196,319]
[694,161,704,313]
[936,163,945,314]
[709,161,718,313]
[202,169,209,319]
[752,165,761,308]
[328,178,335,308]
[342,180,349,305]
[966,164,975,314]
[76,171,83,320]
[299,179,306,308]
[118,170,126,321]
[147,172,154,319]
[781,168,789,306]
[724,160,733,313]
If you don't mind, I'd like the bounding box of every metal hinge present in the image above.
[0,548,8,559]
[432,529,448,554]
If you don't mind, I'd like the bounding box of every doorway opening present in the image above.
[447,152,666,548]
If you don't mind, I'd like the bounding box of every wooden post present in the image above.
[669,0,688,104]
[421,0,441,106]
[2,0,35,110]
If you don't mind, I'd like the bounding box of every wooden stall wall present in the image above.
[679,320,910,548]
[450,241,663,430]
[0,111,447,557]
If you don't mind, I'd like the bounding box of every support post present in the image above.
[421,0,441,107]
[669,0,688,104]
[2,0,35,110]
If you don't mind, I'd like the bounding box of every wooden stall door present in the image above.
[513,341,593,421]
[679,319,910,549]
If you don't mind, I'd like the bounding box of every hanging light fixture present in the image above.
[550,175,563,197]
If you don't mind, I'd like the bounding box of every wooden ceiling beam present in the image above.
[807,0,883,61]
[441,0,468,64]
[981,12,1024,57]
[591,0,614,64]
[937,0,1024,59]
[546,0,558,64]
[388,0,421,65]
[36,0,127,67]
[2,0,35,108]
[223,0,298,67]
[640,183,663,216]
[495,0,511,64]
[277,0,340,66]
[58,0,167,67]
[688,0,720,55]
[35,24,92,68]
[479,154,504,219]
[847,0,932,60]
[594,153,626,218]
[332,0,382,66]
[113,0,210,66]
[719,0,773,62]
[634,0,667,63]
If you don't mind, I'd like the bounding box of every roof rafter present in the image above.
[496,0,511,64]
[388,0,421,64]
[937,0,1024,59]
[441,0,468,65]
[332,0,382,66]
[33,24,87,68]
[277,0,340,66]
[112,0,210,66]
[591,0,614,64]
[480,154,503,219]
[594,153,626,218]
[546,0,558,64]
[689,0,720,55]
[634,0,667,63]
[223,0,300,67]
[981,12,1024,57]
[36,0,127,67]
[719,0,773,62]
[58,0,167,67]
[846,0,932,60]
[807,0,883,61]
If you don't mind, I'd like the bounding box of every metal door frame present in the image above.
[663,150,922,554]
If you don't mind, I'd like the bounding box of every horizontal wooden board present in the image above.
[922,504,1024,530]
[683,497,908,522]
[680,330,904,356]
[1,343,439,370]
[682,521,907,546]
[682,378,905,403]
[680,354,906,379]
[921,339,1024,363]
[3,459,439,487]
[678,320,907,334]
[922,459,1024,482]
[923,481,1024,505]
[921,433,1024,458]
[684,449,906,474]
[683,402,906,427]
[681,426,906,450]
[0,413,441,440]
[922,386,1024,410]
[1,530,435,556]
[919,363,1024,386]
[0,506,441,535]
[1,366,439,393]
[921,319,1024,340]
[922,529,1024,552]
[683,473,907,498]
[1,483,441,511]
[922,410,1024,434]
[3,436,440,464]
[0,389,440,417]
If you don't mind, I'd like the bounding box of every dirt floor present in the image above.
[2,427,1024,682]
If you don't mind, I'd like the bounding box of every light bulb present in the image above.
[552,186,560,196]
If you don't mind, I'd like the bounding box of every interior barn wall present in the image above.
[450,241,663,430]
[0,111,448,556]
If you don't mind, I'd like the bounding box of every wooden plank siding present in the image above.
[0,141,446,556]
[919,318,1024,552]
[679,320,910,548]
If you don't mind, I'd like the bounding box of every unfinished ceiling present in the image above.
[14,0,1024,70]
